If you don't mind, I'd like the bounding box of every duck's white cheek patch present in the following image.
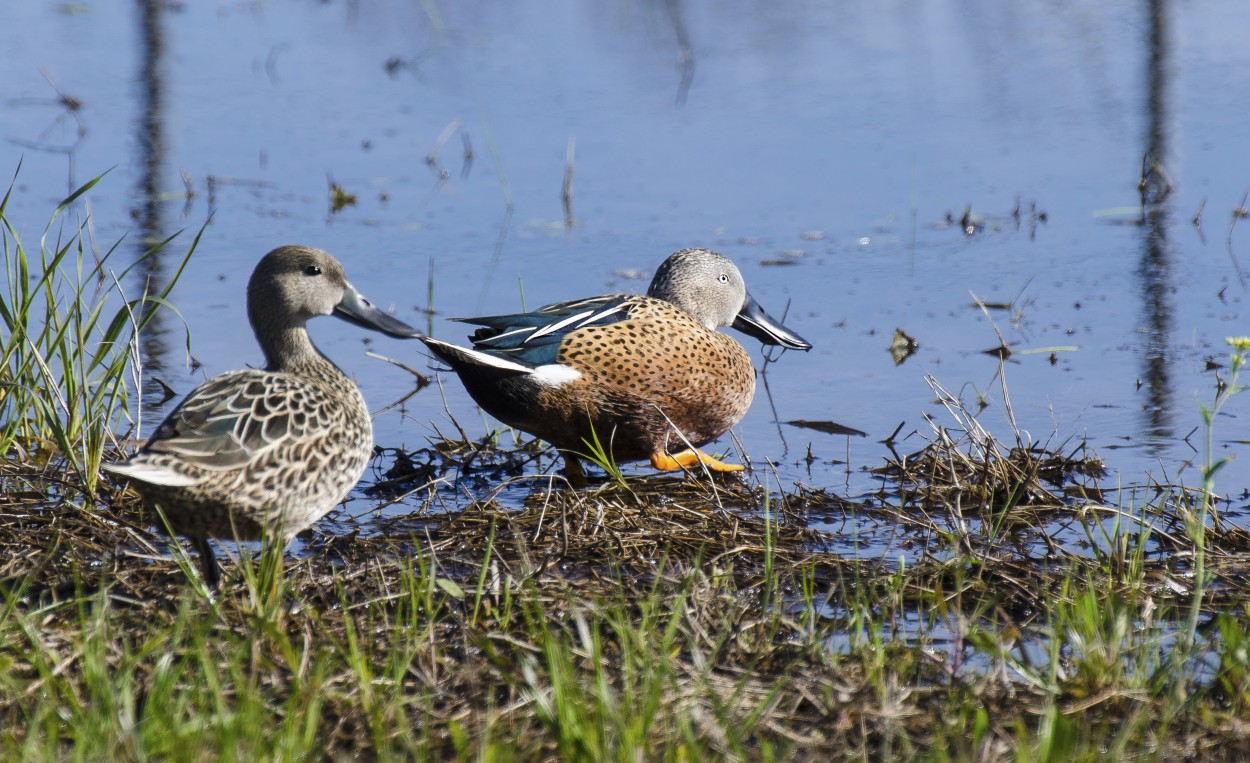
[532,364,582,386]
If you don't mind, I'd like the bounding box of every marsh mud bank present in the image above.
[6,380,1250,758]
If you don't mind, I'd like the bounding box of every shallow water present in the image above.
[4,0,1250,531]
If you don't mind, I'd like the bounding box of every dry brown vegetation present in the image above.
[6,384,1250,762]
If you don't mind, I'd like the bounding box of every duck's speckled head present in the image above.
[247,245,417,339]
[647,248,811,351]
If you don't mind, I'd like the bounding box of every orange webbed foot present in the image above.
[650,448,745,473]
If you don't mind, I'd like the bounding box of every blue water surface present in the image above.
[3,1,1250,531]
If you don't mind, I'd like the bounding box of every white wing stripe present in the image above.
[427,338,535,373]
[525,304,628,343]
[485,326,537,344]
[528,310,596,340]
[586,304,627,324]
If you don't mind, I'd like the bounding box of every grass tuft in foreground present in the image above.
[7,421,1250,761]
[0,167,198,493]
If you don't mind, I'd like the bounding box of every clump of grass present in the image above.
[0,167,198,493]
[576,419,630,488]
[873,374,1105,547]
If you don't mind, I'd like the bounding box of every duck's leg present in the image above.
[650,449,745,473]
[561,452,587,487]
[194,536,222,588]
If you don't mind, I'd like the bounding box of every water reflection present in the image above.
[4,70,86,195]
[133,0,171,375]
[660,0,695,106]
[1138,0,1175,444]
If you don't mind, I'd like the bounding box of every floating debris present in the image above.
[888,328,918,365]
[329,181,357,213]
[785,419,868,437]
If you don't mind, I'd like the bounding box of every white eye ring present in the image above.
[718,273,730,283]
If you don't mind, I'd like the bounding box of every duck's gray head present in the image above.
[248,245,417,339]
[647,248,812,351]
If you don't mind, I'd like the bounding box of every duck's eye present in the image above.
[718,273,730,283]
[304,265,323,276]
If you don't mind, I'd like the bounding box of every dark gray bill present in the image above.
[334,282,422,338]
[730,293,812,351]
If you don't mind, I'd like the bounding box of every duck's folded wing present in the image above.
[138,371,320,472]
[455,295,635,355]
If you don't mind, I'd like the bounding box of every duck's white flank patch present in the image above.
[531,363,582,386]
